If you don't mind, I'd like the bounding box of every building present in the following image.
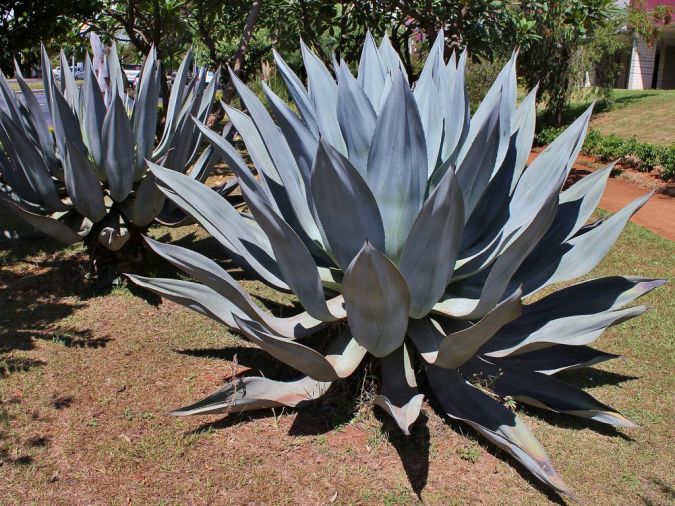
[619,0,675,89]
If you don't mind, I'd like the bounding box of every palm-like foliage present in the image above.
[129,32,663,496]
[0,37,232,252]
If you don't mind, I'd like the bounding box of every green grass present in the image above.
[584,89,675,146]
[8,80,45,92]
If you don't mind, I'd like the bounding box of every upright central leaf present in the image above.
[341,243,411,357]
[367,72,427,261]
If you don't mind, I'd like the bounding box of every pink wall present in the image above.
[644,0,675,8]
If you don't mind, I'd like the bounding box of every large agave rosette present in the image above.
[129,32,663,496]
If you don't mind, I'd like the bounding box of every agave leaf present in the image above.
[0,111,69,212]
[485,305,647,358]
[230,70,321,245]
[507,106,593,239]
[63,140,107,222]
[537,165,613,251]
[515,193,651,295]
[436,288,521,368]
[437,188,558,320]
[58,50,80,107]
[492,345,620,375]
[325,328,368,378]
[40,44,55,111]
[233,315,342,382]
[50,86,87,163]
[509,85,538,192]
[342,243,411,357]
[300,41,346,154]
[336,61,377,177]
[241,184,337,322]
[465,359,637,428]
[82,55,107,171]
[262,82,317,186]
[149,162,287,290]
[107,42,128,100]
[0,71,23,127]
[426,366,573,498]
[357,32,387,112]
[441,50,470,161]
[155,48,193,156]
[171,375,331,417]
[272,49,319,136]
[378,33,407,81]
[367,72,427,260]
[311,141,384,270]
[101,94,134,201]
[126,174,166,227]
[132,49,160,176]
[374,343,424,435]
[399,168,464,317]
[0,195,84,244]
[413,49,444,176]
[12,66,59,172]
[454,88,502,217]
[193,119,261,194]
[97,212,130,251]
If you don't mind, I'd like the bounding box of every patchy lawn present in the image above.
[0,205,673,505]
[589,89,675,146]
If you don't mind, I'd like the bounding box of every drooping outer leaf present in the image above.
[171,376,331,417]
[466,359,637,428]
[241,184,337,322]
[426,366,573,497]
[399,169,465,318]
[311,141,384,270]
[373,343,424,435]
[102,94,134,202]
[493,345,620,375]
[233,315,340,382]
[367,72,428,260]
[341,242,411,357]
[0,195,84,244]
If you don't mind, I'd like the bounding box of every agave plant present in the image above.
[0,35,233,273]
[129,32,663,496]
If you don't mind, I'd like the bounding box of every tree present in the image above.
[0,0,100,74]
[518,0,616,125]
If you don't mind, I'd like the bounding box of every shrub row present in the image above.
[535,127,675,180]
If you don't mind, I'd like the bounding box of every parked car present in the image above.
[53,64,85,81]
[123,63,142,88]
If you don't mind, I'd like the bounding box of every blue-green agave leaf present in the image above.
[132,47,160,176]
[367,72,427,260]
[341,242,411,357]
[467,359,637,428]
[102,94,134,202]
[170,376,331,416]
[336,61,376,177]
[492,345,620,375]
[373,343,424,435]
[63,140,106,222]
[311,141,384,270]
[400,169,464,317]
[357,31,387,113]
[0,195,84,244]
[426,366,573,498]
[272,48,319,136]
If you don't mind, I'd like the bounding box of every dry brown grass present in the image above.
[0,206,673,505]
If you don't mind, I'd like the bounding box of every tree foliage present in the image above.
[0,0,100,73]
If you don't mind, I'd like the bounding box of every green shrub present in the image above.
[535,127,675,180]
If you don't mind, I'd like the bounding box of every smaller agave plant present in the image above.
[130,32,663,497]
[0,34,232,269]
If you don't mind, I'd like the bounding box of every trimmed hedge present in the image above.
[535,127,675,180]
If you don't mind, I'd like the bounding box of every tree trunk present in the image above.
[221,0,263,104]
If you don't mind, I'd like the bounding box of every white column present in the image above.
[627,36,656,90]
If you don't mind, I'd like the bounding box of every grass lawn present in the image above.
[587,89,675,146]
[8,80,45,92]
[0,206,673,505]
